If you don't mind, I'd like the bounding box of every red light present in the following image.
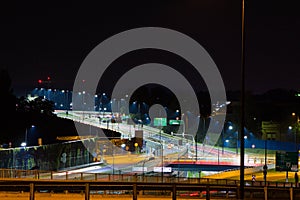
[38,79,42,84]
[47,76,51,80]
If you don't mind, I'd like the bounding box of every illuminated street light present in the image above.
[25,125,35,146]
[291,112,299,151]
[173,132,195,159]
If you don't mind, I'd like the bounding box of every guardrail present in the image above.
[0,168,298,187]
[0,178,300,200]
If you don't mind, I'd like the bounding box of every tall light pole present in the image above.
[202,116,206,155]
[240,0,246,198]
[181,113,185,134]
[24,125,35,146]
[292,112,299,151]
[173,133,195,159]
[159,119,164,183]
[25,128,28,146]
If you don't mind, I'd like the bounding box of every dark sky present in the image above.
[1,0,300,97]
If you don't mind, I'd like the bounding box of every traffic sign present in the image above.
[153,167,172,172]
[275,151,298,172]
[169,119,183,125]
[132,167,147,172]
[153,118,167,126]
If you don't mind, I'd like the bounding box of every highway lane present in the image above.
[55,110,270,172]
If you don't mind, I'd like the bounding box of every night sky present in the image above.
[1,0,300,97]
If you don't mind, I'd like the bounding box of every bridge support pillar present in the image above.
[85,183,90,200]
[236,184,240,199]
[206,185,210,200]
[29,183,35,200]
[290,187,293,200]
[264,187,268,200]
[172,184,176,200]
[133,184,137,200]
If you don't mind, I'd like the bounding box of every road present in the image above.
[55,110,270,174]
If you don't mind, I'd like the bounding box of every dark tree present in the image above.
[0,69,16,141]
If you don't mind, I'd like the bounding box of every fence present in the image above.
[0,139,96,171]
[1,177,300,200]
[2,167,300,200]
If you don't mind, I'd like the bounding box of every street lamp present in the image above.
[173,132,195,159]
[222,123,235,154]
[24,125,35,147]
[100,93,106,118]
[102,148,106,162]
[240,0,246,197]
[291,113,299,151]
[112,143,115,176]
[160,141,164,183]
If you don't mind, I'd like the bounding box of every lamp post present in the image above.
[25,128,28,146]
[240,0,246,198]
[292,113,299,151]
[236,133,239,155]
[112,143,115,177]
[160,126,164,183]
[202,116,206,155]
[222,128,224,154]
[172,133,195,159]
[181,113,186,134]
[100,93,106,118]
[222,124,233,154]
[102,148,106,162]
[24,125,35,147]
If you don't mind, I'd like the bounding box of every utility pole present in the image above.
[25,128,28,146]
[195,133,197,162]
[239,0,246,199]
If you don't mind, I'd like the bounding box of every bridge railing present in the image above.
[0,168,299,189]
[1,178,300,200]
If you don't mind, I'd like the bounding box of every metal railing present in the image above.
[0,168,299,187]
[0,177,300,200]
